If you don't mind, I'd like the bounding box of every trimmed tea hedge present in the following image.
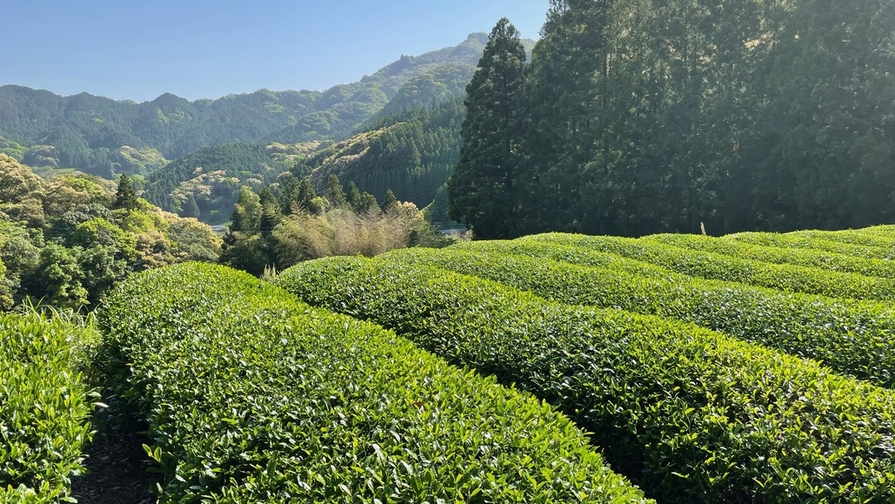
[790,228,895,249]
[644,233,895,279]
[451,239,678,279]
[383,246,895,387]
[530,233,895,301]
[277,256,895,504]
[99,263,650,503]
[0,313,98,503]
[727,231,895,260]
[851,225,895,240]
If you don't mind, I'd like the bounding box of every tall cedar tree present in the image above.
[326,174,347,208]
[447,18,527,239]
[516,0,611,235]
[113,173,138,211]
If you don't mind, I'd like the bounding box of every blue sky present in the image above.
[2,1,547,102]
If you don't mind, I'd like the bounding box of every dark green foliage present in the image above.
[306,98,465,209]
[385,242,895,387]
[532,233,895,301]
[257,187,282,237]
[0,312,97,502]
[112,174,137,211]
[515,0,613,235]
[381,189,397,212]
[141,143,286,223]
[324,174,346,208]
[99,263,651,502]
[277,256,895,503]
[345,181,362,210]
[447,0,895,236]
[447,19,527,239]
[181,194,200,219]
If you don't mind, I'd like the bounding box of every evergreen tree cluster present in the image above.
[450,0,895,238]
[302,99,465,209]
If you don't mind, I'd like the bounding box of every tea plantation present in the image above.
[8,225,895,502]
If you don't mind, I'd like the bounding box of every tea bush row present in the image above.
[529,233,895,301]
[98,263,650,503]
[277,256,895,504]
[644,233,895,279]
[383,245,895,387]
[727,231,895,260]
[790,227,895,248]
[0,312,98,503]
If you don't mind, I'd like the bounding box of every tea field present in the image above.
[7,225,895,502]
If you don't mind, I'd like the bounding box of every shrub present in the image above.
[530,233,895,301]
[99,263,650,503]
[728,231,895,260]
[645,232,895,278]
[384,244,895,387]
[0,312,98,502]
[277,256,895,503]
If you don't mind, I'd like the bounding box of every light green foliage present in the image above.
[164,217,222,262]
[99,263,650,503]
[0,156,221,311]
[789,227,895,249]
[31,244,88,309]
[0,237,11,310]
[385,242,895,387]
[728,230,895,260]
[109,146,168,176]
[0,137,27,161]
[645,233,895,278]
[69,218,137,261]
[277,256,895,503]
[0,312,98,502]
[531,233,895,301]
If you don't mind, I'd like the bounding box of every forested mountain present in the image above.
[142,99,464,224]
[141,143,302,224]
[0,33,533,178]
[450,0,895,238]
[303,98,465,210]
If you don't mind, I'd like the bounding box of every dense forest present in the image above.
[141,143,296,223]
[450,0,895,238]
[137,100,464,225]
[303,98,465,210]
[0,154,220,310]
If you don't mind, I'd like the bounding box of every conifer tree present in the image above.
[381,189,398,212]
[326,174,347,208]
[113,173,138,211]
[182,194,201,219]
[447,18,527,239]
[346,181,362,210]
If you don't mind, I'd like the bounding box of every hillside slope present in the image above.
[0,34,533,177]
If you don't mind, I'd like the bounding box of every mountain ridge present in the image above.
[0,32,534,177]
